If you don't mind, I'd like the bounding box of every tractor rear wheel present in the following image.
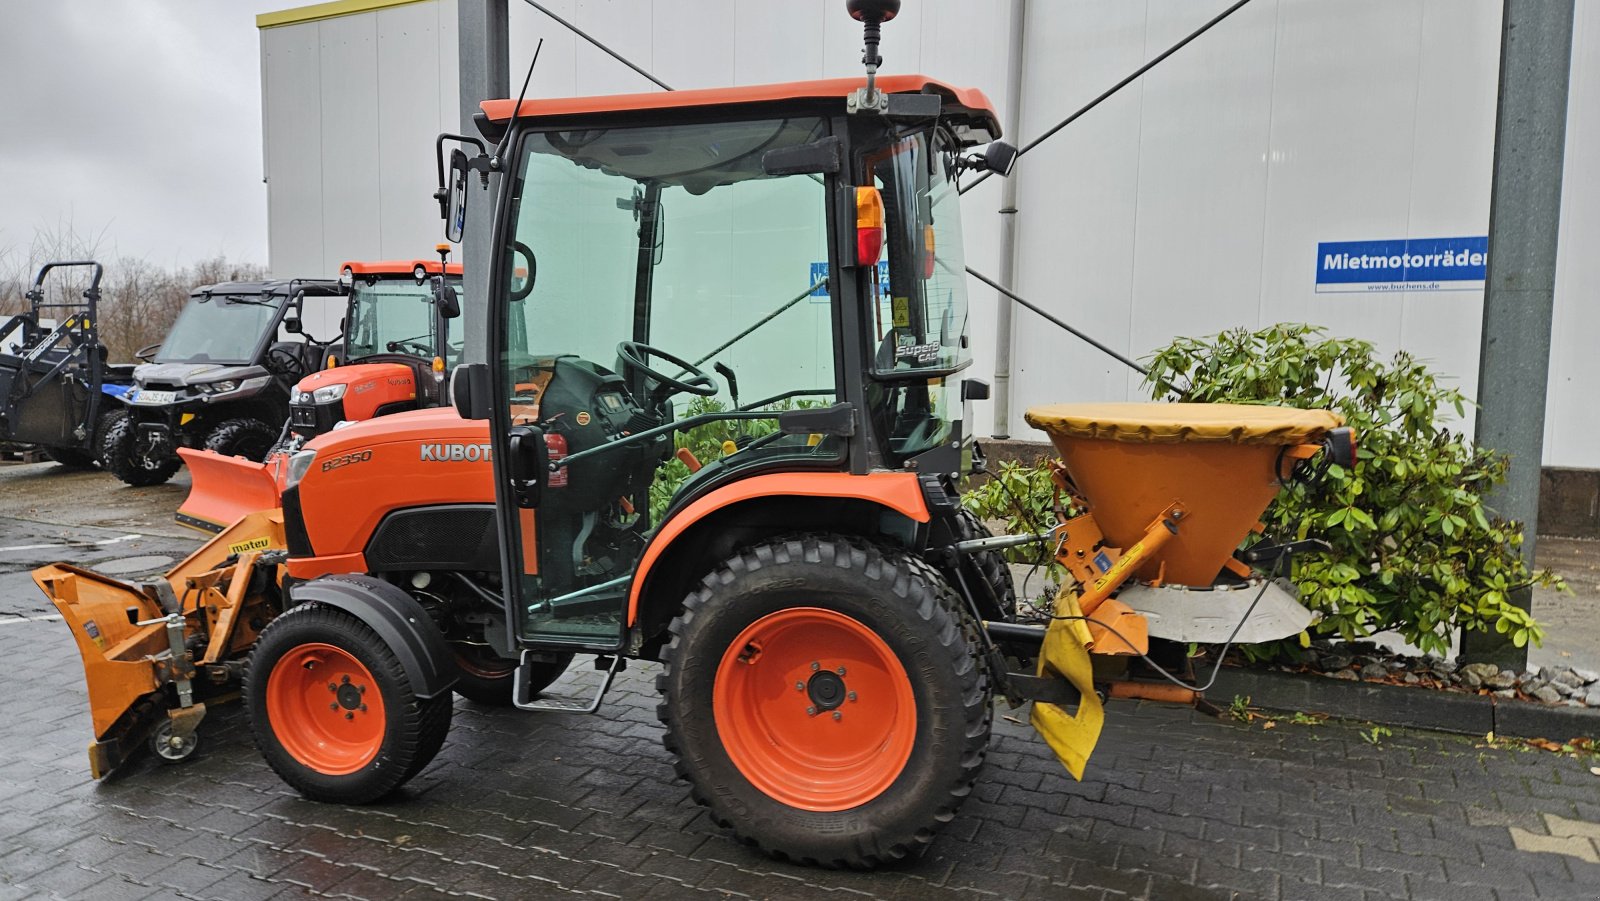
[452,646,572,706]
[244,602,452,803]
[204,417,279,462]
[99,411,180,486]
[949,509,1018,620]
[658,535,991,868]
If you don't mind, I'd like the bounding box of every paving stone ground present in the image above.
[3,462,1600,900]
[5,614,1600,901]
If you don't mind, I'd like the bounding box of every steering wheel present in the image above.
[134,343,161,362]
[266,346,307,381]
[615,341,719,397]
[386,334,433,355]
[510,241,537,301]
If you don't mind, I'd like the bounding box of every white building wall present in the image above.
[261,0,1600,467]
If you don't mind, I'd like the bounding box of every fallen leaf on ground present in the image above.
[1590,767,1600,777]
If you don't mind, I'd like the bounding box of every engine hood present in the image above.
[134,361,268,386]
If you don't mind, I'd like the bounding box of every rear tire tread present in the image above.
[656,534,991,869]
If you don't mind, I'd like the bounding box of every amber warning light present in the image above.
[856,187,885,265]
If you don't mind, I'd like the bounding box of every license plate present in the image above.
[133,390,177,405]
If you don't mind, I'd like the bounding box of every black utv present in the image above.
[0,261,135,468]
[102,278,342,486]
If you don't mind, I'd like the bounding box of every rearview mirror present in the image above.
[983,141,1018,177]
[432,276,461,319]
[451,362,491,420]
[282,293,303,334]
[443,148,469,243]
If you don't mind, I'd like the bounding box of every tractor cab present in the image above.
[285,257,463,440]
[440,74,1003,651]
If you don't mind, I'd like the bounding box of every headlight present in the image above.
[199,380,239,395]
[285,449,318,489]
[312,383,348,403]
[294,390,314,404]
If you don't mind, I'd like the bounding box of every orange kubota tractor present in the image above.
[174,255,466,532]
[37,0,1355,868]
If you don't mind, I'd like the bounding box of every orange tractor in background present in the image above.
[37,0,1356,869]
[175,255,466,532]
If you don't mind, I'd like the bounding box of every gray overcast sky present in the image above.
[0,1,283,271]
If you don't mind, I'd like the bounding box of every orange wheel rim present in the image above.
[712,607,916,811]
[265,642,387,775]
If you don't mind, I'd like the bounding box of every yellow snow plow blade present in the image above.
[175,447,286,534]
[1029,587,1105,780]
[34,509,287,777]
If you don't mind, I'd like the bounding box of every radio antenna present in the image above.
[491,37,544,171]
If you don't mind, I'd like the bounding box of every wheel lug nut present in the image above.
[328,682,337,692]
[832,711,842,721]
[330,702,338,711]
[358,685,365,694]
[836,666,846,676]
[345,712,354,720]
[360,704,368,713]
[806,706,817,716]
[341,674,351,684]
[848,691,858,702]
[795,682,805,691]
[810,661,819,671]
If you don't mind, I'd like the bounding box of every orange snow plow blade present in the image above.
[34,509,287,777]
[175,447,287,533]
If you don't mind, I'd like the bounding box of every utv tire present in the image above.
[43,446,97,469]
[452,647,573,706]
[45,406,121,469]
[658,535,991,868]
[245,602,453,804]
[204,417,279,462]
[99,411,180,486]
[949,509,1018,620]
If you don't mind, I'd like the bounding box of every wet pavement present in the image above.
[3,459,1600,900]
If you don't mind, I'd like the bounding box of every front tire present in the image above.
[99,411,180,486]
[658,535,991,868]
[204,417,279,462]
[244,602,452,803]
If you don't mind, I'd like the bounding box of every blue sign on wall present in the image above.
[1315,236,1488,293]
[809,261,889,301]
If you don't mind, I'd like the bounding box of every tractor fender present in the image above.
[288,574,458,700]
[626,471,930,627]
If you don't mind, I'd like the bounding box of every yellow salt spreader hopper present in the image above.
[1010,402,1354,777]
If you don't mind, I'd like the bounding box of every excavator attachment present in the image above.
[175,448,286,533]
[35,510,287,776]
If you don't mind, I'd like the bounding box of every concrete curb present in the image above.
[1207,666,1600,741]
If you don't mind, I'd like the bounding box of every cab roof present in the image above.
[480,75,1000,140]
[341,260,464,277]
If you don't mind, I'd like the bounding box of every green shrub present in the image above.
[1142,323,1561,655]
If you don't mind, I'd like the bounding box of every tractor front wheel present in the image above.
[244,603,452,803]
[658,535,991,868]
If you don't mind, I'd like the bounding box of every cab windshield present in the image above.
[346,276,458,365]
[154,294,284,364]
[502,117,834,407]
